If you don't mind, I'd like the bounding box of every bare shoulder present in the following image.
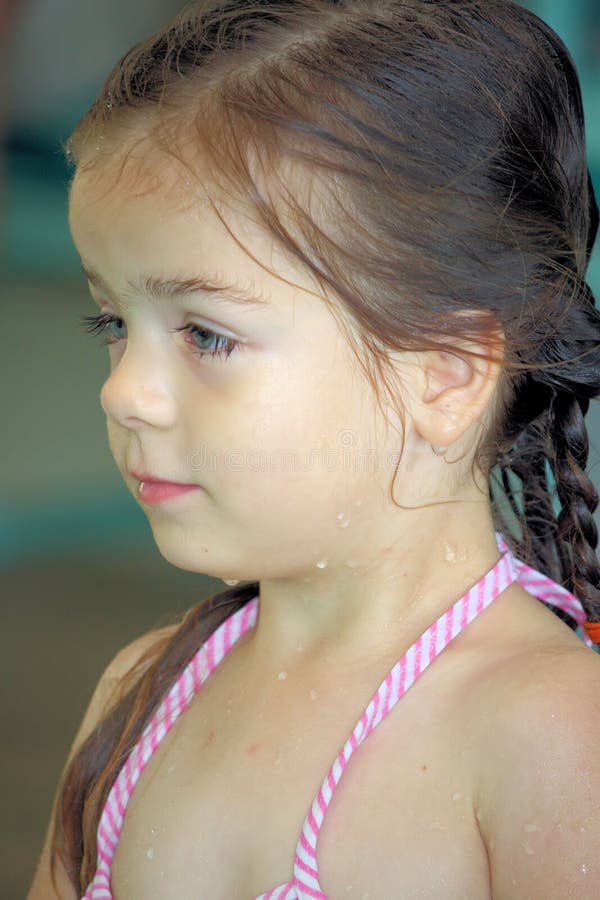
[25,623,180,900]
[76,622,181,727]
[104,622,180,685]
[472,640,600,899]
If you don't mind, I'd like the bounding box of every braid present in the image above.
[549,391,600,623]
[493,397,600,633]
[494,31,600,629]
[493,400,581,632]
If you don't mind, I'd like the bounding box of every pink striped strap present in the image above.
[291,547,519,898]
[494,531,594,648]
[82,598,260,899]
[290,539,596,898]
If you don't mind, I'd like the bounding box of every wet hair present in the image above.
[53,0,600,892]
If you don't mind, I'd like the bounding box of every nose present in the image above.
[100,342,176,429]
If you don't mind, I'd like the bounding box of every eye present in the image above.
[171,324,239,361]
[79,314,240,361]
[79,312,125,345]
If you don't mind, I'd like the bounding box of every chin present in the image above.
[147,528,206,571]
[148,530,236,580]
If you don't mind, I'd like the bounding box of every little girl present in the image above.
[28,1,600,898]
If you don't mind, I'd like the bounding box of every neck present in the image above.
[245,495,503,675]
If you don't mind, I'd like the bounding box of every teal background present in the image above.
[2,2,599,898]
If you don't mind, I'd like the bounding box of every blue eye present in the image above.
[78,313,239,361]
[79,313,126,346]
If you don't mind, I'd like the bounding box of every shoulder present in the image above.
[25,624,180,900]
[68,623,180,763]
[473,643,600,898]
[102,623,180,688]
[88,623,183,727]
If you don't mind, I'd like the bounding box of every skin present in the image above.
[68,142,506,679]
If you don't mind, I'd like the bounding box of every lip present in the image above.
[129,470,202,505]
[130,470,194,485]
[138,481,201,504]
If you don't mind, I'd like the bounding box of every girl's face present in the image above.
[68,155,406,584]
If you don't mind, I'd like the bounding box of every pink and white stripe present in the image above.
[82,599,259,899]
[82,535,592,899]
[284,546,518,899]
[493,531,593,648]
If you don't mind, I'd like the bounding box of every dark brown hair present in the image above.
[54,0,600,892]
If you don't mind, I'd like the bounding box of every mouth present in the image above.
[129,470,202,505]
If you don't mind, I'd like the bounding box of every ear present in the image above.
[404,333,504,448]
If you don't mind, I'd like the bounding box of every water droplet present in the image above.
[582,863,589,875]
[341,519,350,528]
[146,847,155,860]
[452,791,462,801]
[316,559,328,569]
[310,688,318,701]
[524,822,541,833]
[223,578,240,586]
[336,512,345,521]
[443,543,456,562]
[278,670,288,680]
[345,559,361,569]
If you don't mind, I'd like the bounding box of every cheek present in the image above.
[188,336,385,489]
[211,396,384,520]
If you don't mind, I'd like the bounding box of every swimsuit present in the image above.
[82,532,592,899]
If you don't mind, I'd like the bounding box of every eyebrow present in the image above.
[81,264,271,308]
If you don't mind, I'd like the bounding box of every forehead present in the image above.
[68,141,212,225]
[67,150,327,313]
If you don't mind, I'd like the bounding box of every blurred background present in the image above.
[2,1,599,897]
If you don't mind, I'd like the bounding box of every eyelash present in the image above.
[78,313,239,361]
